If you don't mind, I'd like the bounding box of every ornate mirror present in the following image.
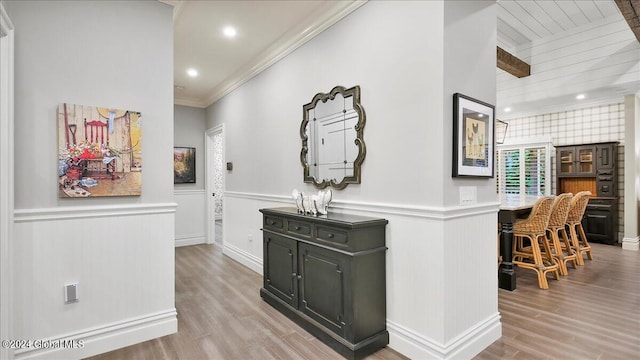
[300,85,366,190]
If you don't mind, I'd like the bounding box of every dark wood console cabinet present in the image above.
[259,207,388,360]
[556,142,618,244]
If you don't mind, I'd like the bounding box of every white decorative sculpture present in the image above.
[292,189,332,215]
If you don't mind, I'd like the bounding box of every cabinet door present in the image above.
[582,205,615,244]
[575,145,596,175]
[557,147,575,175]
[263,233,298,308]
[596,143,615,170]
[298,243,350,338]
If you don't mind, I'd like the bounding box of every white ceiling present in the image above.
[168,0,365,108]
[166,0,637,114]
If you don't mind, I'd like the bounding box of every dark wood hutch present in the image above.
[556,142,618,245]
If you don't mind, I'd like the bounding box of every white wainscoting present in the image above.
[12,203,177,359]
[174,189,206,247]
[224,191,500,359]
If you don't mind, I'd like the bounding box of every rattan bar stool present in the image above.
[566,191,593,266]
[545,193,578,276]
[512,196,560,289]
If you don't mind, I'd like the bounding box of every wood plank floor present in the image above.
[475,242,640,360]
[88,242,639,360]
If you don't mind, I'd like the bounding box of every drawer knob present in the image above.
[327,233,334,238]
[295,226,300,230]
[267,220,274,225]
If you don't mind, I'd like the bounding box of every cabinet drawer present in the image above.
[264,216,284,231]
[589,198,615,206]
[316,227,348,246]
[287,220,312,237]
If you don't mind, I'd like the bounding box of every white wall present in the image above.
[207,1,500,358]
[174,105,206,247]
[4,1,176,358]
[0,4,15,360]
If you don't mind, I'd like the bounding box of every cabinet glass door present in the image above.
[577,147,595,174]
[558,148,574,174]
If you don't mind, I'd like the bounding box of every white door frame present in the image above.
[0,3,15,359]
[205,124,224,245]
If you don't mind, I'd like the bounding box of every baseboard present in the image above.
[622,236,639,251]
[175,233,206,247]
[387,313,501,360]
[14,309,177,359]
[223,242,263,275]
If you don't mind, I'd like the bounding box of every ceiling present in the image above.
[165,0,635,111]
[166,0,365,108]
[497,0,621,49]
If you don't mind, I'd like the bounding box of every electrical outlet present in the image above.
[248,234,253,242]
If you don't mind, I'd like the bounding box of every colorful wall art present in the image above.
[174,147,196,184]
[57,103,142,197]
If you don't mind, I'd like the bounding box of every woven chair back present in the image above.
[515,196,554,233]
[547,193,573,228]
[566,191,591,224]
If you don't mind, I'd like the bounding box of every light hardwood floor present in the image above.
[89,242,639,360]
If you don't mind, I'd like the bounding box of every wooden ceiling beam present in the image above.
[615,0,640,43]
[497,46,531,78]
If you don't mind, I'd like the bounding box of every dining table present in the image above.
[498,194,546,291]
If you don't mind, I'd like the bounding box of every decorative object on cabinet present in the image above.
[260,207,388,360]
[452,93,495,177]
[556,142,618,245]
[300,85,366,190]
[174,146,196,184]
[57,103,142,198]
[291,189,332,215]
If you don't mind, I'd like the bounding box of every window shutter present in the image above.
[498,149,520,194]
[524,147,546,196]
[497,142,550,196]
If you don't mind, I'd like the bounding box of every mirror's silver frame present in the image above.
[300,85,366,190]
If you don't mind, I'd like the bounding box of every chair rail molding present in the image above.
[224,191,499,220]
[14,203,178,223]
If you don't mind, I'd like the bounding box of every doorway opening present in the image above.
[205,124,224,246]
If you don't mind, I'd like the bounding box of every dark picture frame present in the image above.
[452,93,495,178]
[174,146,196,183]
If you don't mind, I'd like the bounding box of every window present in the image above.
[497,141,552,196]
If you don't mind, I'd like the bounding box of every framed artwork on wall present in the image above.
[57,103,142,197]
[174,146,196,183]
[452,93,495,178]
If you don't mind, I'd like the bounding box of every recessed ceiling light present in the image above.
[576,94,586,100]
[187,68,198,77]
[478,113,484,118]
[223,26,237,38]
[504,107,511,112]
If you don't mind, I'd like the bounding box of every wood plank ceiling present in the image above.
[498,0,621,49]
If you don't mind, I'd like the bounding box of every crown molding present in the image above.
[174,96,207,109]
[157,0,184,21]
[1,2,14,36]
[199,0,367,108]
